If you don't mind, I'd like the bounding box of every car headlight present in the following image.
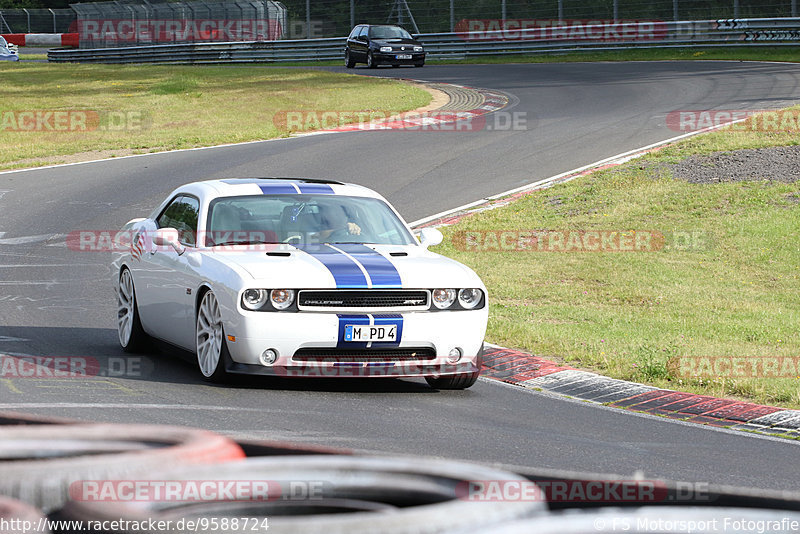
[431,288,457,309]
[242,289,268,311]
[458,288,483,309]
[414,46,423,52]
[270,289,295,310]
[379,46,392,52]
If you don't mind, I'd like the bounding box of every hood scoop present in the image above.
[266,251,291,257]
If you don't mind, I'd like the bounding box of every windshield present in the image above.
[368,26,412,40]
[206,194,415,247]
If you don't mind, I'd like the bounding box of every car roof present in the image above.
[194,178,383,200]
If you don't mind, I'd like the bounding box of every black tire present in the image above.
[196,290,229,383]
[0,424,244,513]
[344,49,355,68]
[414,61,425,67]
[426,372,479,390]
[367,51,377,68]
[62,455,544,533]
[117,268,151,353]
[426,343,483,390]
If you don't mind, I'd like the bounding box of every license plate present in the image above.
[344,324,397,342]
[396,54,412,59]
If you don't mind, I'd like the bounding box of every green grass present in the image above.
[433,112,800,408]
[0,64,430,169]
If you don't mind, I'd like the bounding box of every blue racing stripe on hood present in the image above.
[296,245,368,288]
[334,244,402,288]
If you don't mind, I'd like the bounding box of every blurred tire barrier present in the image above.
[61,455,545,533]
[0,411,78,426]
[468,506,800,533]
[0,496,50,534]
[0,424,245,513]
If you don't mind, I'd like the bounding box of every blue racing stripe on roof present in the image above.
[258,183,300,195]
[297,183,335,194]
[335,244,402,288]
[296,245,368,288]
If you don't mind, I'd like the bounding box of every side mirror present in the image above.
[359,35,369,42]
[415,227,443,249]
[153,228,185,255]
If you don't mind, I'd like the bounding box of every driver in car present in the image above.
[316,204,362,242]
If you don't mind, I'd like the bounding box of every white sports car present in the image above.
[113,178,488,389]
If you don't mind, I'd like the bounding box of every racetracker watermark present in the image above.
[0,354,149,378]
[276,361,479,378]
[667,109,800,132]
[75,19,283,43]
[454,19,667,41]
[670,356,800,379]
[273,110,528,132]
[452,230,709,252]
[457,480,710,503]
[68,480,325,502]
[0,110,148,132]
[68,229,313,253]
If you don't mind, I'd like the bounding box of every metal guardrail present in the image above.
[48,17,800,63]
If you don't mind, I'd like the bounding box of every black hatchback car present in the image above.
[345,24,425,68]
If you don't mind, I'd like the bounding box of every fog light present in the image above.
[260,349,278,366]
[447,347,462,363]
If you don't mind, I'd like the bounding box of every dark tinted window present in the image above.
[368,26,411,39]
[157,195,200,246]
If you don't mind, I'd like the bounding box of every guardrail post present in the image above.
[673,0,678,22]
[794,0,798,17]
[305,0,310,39]
[734,0,739,18]
[557,0,563,21]
[22,8,30,33]
[613,0,618,21]
[449,0,454,32]
[501,0,506,21]
[49,8,56,32]
[350,0,354,30]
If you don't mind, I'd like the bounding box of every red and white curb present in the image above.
[292,84,509,136]
[2,33,79,48]
[481,345,800,438]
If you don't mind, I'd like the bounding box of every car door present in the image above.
[355,26,369,60]
[346,25,362,58]
[136,194,200,350]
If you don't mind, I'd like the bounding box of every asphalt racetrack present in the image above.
[1,61,800,490]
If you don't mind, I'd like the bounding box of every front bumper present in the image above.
[373,52,425,65]
[223,308,486,378]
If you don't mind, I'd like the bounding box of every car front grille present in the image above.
[293,347,436,362]
[297,290,429,311]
